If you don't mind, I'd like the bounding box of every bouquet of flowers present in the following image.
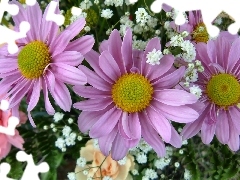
[0,0,239,179]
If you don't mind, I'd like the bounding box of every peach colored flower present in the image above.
[0,108,27,159]
[75,139,134,180]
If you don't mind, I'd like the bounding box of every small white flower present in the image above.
[67,172,76,180]
[84,26,91,32]
[183,140,188,145]
[135,8,150,26]
[65,136,76,146]
[62,147,66,152]
[50,123,55,128]
[181,31,189,38]
[131,169,139,175]
[83,170,88,175]
[142,176,149,180]
[43,125,48,130]
[184,169,192,180]
[113,0,123,7]
[80,0,93,10]
[101,9,113,19]
[52,128,57,132]
[53,112,64,122]
[170,35,184,46]
[145,168,158,179]
[174,162,180,168]
[77,135,83,141]
[179,149,184,154]
[94,0,99,4]
[118,157,127,165]
[136,152,147,164]
[214,17,222,25]
[138,139,152,153]
[190,85,202,98]
[160,174,165,178]
[62,126,72,137]
[155,30,160,35]
[55,137,65,149]
[146,48,163,65]
[67,118,74,124]
[77,157,86,167]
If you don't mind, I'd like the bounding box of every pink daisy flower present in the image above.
[181,33,240,151]
[0,108,27,160]
[0,1,94,126]
[73,29,199,160]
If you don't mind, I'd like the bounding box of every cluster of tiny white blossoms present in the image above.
[184,169,192,180]
[104,0,123,7]
[143,168,158,180]
[154,146,173,170]
[67,172,76,180]
[101,9,114,19]
[146,48,164,65]
[80,0,93,10]
[135,8,151,26]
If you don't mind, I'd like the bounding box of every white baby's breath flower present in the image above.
[101,9,113,19]
[67,172,76,180]
[146,48,163,65]
[136,152,147,164]
[55,137,65,149]
[135,8,150,26]
[190,85,202,98]
[174,162,180,168]
[62,125,72,137]
[53,112,64,122]
[68,118,74,124]
[184,169,192,180]
[77,157,87,167]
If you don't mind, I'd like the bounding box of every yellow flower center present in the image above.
[18,41,51,79]
[206,73,240,108]
[112,73,153,113]
[192,22,209,43]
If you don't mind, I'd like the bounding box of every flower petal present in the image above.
[98,126,118,156]
[227,38,240,72]
[51,63,87,85]
[89,107,121,138]
[146,107,171,143]
[73,86,111,99]
[227,119,239,151]
[52,51,84,66]
[78,65,111,91]
[139,111,166,157]
[27,78,41,112]
[99,51,121,81]
[152,100,199,123]
[169,126,182,148]
[154,89,197,106]
[111,132,129,160]
[42,76,55,115]
[215,110,229,144]
[229,107,240,133]
[121,28,133,72]
[201,120,216,144]
[73,98,112,111]
[65,35,94,55]
[153,66,185,89]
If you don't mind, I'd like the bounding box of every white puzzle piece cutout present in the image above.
[16,151,49,180]
[0,151,49,180]
[0,163,15,180]
[71,6,82,16]
[0,116,19,136]
[46,1,65,26]
[0,0,36,54]
[150,0,240,37]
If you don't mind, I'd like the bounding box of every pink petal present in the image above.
[227,119,239,151]
[48,80,72,112]
[128,113,141,140]
[229,107,240,133]
[169,126,182,148]
[109,30,126,74]
[147,54,174,81]
[73,98,112,111]
[65,35,94,55]
[0,58,18,73]
[121,28,133,71]
[27,78,41,112]
[153,66,185,89]
[154,89,197,106]
[99,51,121,81]
[215,110,229,144]
[78,110,105,133]
[25,1,42,41]
[146,107,171,143]
[139,111,166,157]
[52,51,84,66]
[51,63,87,85]
[227,38,240,72]
[207,40,217,64]
[201,120,216,144]
[40,0,59,43]
[111,132,129,160]
[98,126,118,156]
[73,86,111,99]
[152,100,199,123]
[78,65,111,91]
[99,40,109,53]
[84,50,113,84]
[89,107,121,138]
[142,37,161,76]
[11,1,27,25]
[119,112,131,140]
[64,17,85,39]
[42,76,55,115]
[45,69,55,92]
